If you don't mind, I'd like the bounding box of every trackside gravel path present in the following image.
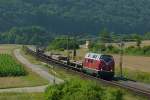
[0,85,47,93]
[0,49,63,93]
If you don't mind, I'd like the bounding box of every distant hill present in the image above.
[0,0,150,34]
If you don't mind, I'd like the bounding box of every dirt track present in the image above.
[113,54,150,72]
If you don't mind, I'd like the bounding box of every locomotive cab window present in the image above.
[88,54,91,57]
[93,55,97,59]
[100,55,112,63]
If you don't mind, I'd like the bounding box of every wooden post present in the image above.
[119,41,124,78]
[73,36,76,60]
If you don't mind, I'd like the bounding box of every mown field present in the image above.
[0,44,20,54]
[0,44,48,89]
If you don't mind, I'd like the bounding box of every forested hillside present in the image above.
[0,0,150,34]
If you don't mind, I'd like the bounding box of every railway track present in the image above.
[24,46,150,98]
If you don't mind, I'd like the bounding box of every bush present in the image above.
[125,46,142,55]
[0,54,26,77]
[89,42,106,53]
[45,79,123,100]
[89,43,120,54]
[45,85,62,100]
[143,46,150,55]
[106,45,120,54]
[103,88,123,100]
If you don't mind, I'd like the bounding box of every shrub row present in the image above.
[89,43,120,54]
[125,46,150,56]
[89,43,150,56]
[45,79,123,100]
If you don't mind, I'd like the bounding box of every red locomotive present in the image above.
[82,53,115,79]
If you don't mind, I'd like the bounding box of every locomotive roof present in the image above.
[85,53,102,60]
[85,53,112,60]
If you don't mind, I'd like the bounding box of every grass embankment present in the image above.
[0,93,44,100]
[0,44,48,89]
[20,49,41,65]
[115,68,150,84]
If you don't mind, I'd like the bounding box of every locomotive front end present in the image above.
[83,53,115,79]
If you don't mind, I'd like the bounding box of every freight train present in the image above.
[25,46,115,79]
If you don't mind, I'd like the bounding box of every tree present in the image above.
[136,38,142,47]
[144,32,150,40]
[99,28,111,43]
[132,34,142,47]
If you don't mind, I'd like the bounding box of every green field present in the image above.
[0,44,48,89]
[0,54,26,77]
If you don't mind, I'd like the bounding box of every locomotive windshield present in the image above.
[100,55,112,63]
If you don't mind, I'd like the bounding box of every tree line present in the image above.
[0,0,150,34]
[47,36,79,51]
[88,29,150,56]
[0,26,52,45]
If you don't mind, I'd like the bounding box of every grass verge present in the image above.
[0,93,44,100]
[115,67,150,84]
